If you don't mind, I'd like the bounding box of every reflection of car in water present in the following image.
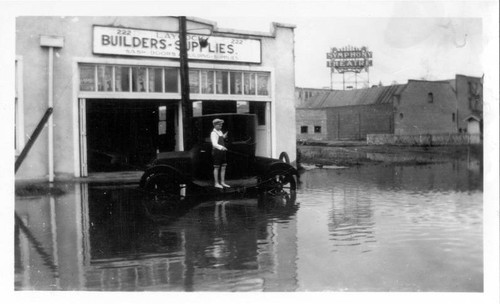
[85,185,299,273]
[140,114,298,198]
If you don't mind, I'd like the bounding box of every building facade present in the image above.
[15,17,297,181]
[296,75,483,141]
[296,85,403,141]
[453,74,483,133]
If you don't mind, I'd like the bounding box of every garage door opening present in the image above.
[85,99,177,173]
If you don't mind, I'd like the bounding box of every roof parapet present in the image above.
[186,17,295,38]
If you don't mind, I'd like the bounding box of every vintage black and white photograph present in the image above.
[1,0,499,303]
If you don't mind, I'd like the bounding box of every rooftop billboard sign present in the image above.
[326,46,373,73]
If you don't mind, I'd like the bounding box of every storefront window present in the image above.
[132,67,147,92]
[215,71,228,94]
[79,64,268,97]
[115,66,130,92]
[164,68,178,93]
[244,72,256,95]
[257,73,269,96]
[80,64,96,91]
[149,68,163,93]
[97,65,113,92]
[189,70,200,94]
[201,70,214,94]
[230,72,242,95]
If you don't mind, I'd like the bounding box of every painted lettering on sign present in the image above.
[326,46,373,73]
[93,26,261,63]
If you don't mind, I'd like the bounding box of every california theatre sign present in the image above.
[93,26,262,63]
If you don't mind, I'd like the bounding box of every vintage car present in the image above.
[139,113,298,197]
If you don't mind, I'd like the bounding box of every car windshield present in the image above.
[192,114,256,144]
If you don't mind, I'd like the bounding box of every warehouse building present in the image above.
[296,75,483,141]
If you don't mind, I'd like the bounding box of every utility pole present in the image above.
[179,16,192,151]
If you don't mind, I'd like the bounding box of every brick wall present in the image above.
[296,109,327,140]
[394,81,457,135]
[326,104,393,140]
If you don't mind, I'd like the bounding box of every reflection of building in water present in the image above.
[15,185,86,290]
[328,186,375,249]
[15,185,299,291]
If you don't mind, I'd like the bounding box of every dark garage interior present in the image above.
[86,99,177,172]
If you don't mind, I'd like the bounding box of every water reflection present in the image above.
[295,157,482,291]
[15,155,483,291]
[15,184,299,291]
[328,189,375,249]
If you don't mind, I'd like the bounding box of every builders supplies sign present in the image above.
[93,26,262,63]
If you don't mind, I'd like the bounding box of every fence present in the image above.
[367,133,481,146]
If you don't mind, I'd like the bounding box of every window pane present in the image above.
[80,65,95,91]
[244,72,256,95]
[237,101,249,114]
[97,65,113,92]
[158,105,167,120]
[193,101,202,117]
[189,70,200,94]
[257,74,269,96]
[249,102,266,126]
[201,70,214,94]
[165,68,178,93]
[115,66,130,92]
[301,126,308,134]
[215,71,228,94]
[314,126,321,133]
[132,67,147,92]
[230,72,242,95]
[149,68,163,93]
[158,121,167,135]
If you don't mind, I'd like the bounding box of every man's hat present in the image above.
[213,118,224,125]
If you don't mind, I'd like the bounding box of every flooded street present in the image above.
[15,159,482,291]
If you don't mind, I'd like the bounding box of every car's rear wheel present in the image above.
[142,168,188,198]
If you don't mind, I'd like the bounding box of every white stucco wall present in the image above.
[15,17,296,180]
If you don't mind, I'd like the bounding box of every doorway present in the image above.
[83,99,177,173]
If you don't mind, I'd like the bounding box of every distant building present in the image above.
[295,87,327,107]
[449,74,483,133]
[296,75,483,141]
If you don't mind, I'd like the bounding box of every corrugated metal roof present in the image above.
[299,85,406,108]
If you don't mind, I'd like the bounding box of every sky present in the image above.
[1,1,496,89]
[201,6,488,88]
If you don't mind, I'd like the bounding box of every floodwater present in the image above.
[14,158,483,291]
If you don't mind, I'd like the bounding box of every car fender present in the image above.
[139,164,189,188]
